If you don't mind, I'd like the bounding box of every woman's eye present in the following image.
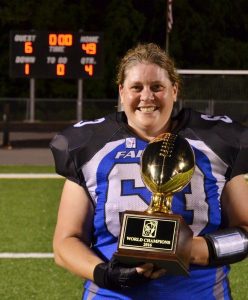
[152,85,163,92]
[131,86,142,91]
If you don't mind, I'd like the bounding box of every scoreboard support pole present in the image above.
[77,79,83,121]
[29,78,35,122]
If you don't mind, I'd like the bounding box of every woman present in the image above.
[50,43,248,299]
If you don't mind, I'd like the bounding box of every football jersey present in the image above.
[50,108,248,300]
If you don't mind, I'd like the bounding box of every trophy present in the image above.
[114,133,195,275]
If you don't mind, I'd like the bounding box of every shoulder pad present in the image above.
[50,113,124,183]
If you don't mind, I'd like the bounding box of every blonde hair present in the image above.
[116,43,180,87]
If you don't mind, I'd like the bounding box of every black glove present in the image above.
[93,257,150,290]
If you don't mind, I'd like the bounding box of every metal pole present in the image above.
[77,79,83,121]
[30,78,35,122]
[2,103,11,149]
[117,95,123,112]
[209,99,214,115]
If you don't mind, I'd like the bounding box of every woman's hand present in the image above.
[136,263,166,279]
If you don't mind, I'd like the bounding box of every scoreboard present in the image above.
[9,30,103,79]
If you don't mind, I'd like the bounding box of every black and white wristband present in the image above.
[204,227,248,266]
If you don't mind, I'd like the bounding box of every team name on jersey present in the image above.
[115,150,143,159]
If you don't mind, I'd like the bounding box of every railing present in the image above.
[0,97,118,122]
[176,99,248,124]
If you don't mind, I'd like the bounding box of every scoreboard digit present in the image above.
[9,31,103,79]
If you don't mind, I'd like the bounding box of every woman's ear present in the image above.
[119,84,124,103]
[172,83,178,102]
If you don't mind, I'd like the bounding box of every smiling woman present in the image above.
[117,44,179,141]
[50,43,248,300]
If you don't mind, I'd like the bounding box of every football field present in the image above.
[0,166,83,300]
[0,166,247,299]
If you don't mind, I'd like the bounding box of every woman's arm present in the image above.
[53,179,103,280]
[190,174,248,266]
[53,179,165,284]
[221,174,248,230]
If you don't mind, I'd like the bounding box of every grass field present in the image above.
[0,166,83,299]
[0,166,247,299]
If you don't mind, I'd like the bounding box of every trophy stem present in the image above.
[146,194,173,214]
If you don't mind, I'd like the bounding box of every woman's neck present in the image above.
[128,119,176,142]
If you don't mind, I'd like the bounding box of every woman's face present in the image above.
[119,62,178,140]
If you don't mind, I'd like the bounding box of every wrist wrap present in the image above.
[204,227,248,266]
[93,257,149,290]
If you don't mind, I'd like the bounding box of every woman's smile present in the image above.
[136,105,159,113]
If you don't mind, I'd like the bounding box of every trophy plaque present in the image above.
[114,133,195,275]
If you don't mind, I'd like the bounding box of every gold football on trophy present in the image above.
[141,133,195,213]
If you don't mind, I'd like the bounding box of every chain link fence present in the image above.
[0,97,247,124]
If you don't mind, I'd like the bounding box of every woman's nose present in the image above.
[140,87,154,101]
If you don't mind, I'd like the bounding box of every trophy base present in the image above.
[114,210,193,276]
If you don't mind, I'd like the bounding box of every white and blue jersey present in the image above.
[50,108,248,300]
